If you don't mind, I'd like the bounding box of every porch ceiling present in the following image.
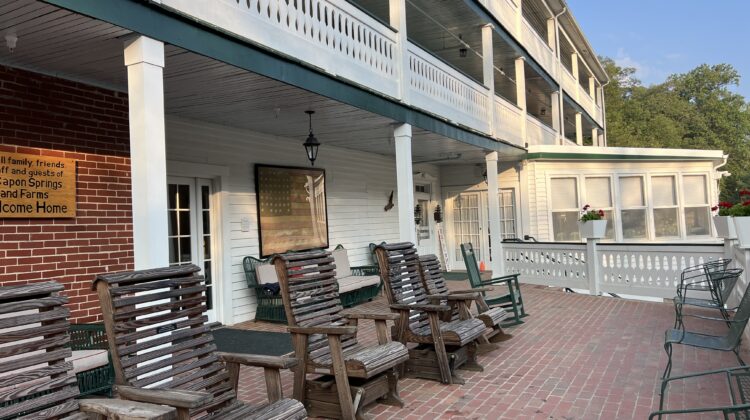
[0,0,516,165]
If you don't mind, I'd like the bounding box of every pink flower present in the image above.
[598,209,605,217]
[582,204,590,210]
[711,206,719,212]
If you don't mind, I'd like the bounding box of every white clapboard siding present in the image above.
[165,117,402,323]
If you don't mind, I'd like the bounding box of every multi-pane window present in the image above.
[499,189,517,239]
[584,177,614,239]
[619,176,648,239]
[550,178,580,241]
[682,175,711,236]
[651,176,680,238]
[453,193,482,261]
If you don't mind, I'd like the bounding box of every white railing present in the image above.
[525,115,557,145]
[158,0,399,98]
[598,244,725,298]
[520,21,556,79]
[407,42,491,133]
[504,242,588,289]
[561,67,578,100]
[482,0,519,38]
[504,241,726,298]
[595,104,604,126]
[494,95,523,146]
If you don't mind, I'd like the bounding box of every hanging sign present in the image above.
[0,152,76,218]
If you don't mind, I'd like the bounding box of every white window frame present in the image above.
[547,176,581,242]
[616,174,650,241]
[680,173,712,239]
[582,175,616,241]
[499,188,517,240]
[649,174,682,240]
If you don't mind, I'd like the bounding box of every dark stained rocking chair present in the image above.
[0,282,176,420]
[93,265,307,420]
[374,242,488,385]
[418,254,512,347]
[272,250,409,420]
[461,242,528,326]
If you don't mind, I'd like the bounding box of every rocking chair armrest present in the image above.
[341,311,400,321]
[684,313,749,324]
[389,303,450,312]
[483,275,518,285]
[217,352,298,369]
[116,385,211,408]
[426,293,478,301]
[287,325,358,335]
[78,398,176,420]
[449,287,494,294]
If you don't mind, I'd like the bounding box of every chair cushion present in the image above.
[256,264,279,285]
[331,249,352,278]
[338,275,380,293]
[69,349,109,374]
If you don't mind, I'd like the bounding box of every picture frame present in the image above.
[255,164,329,257]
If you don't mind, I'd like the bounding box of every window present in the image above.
[453,193,482,261]
[499,189,517,239]
[683,175,710,236]
[652,176,680,238]
[584,177,614,239]
[619,176,648,239]
[550,178,580,241]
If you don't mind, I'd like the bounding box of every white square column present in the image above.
[486,152,505,275]
[515,58,527,144]
[124,36,169,269]
[394,124,416,243]
[575,112,583,146]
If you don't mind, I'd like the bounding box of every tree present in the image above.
[602,59,750,201]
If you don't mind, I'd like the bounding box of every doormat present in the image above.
[212,328,293,356]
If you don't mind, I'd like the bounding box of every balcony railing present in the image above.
[494,95,523,146]
[504,241,727,298]
[520,21,556,79]
[525,114,557,146]
[407,42,491,133]
[159,0,400,98]
[480,0,519,38]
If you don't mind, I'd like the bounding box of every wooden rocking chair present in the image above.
[0,282,175,420]
[273,250,409,420]
[374,242,488,385]
[93,265,307,420]
[418,254,512,346]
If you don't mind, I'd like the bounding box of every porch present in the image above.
[231,283,748,418]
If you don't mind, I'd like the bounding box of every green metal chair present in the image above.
[663,270,749,380]
[674,259,733,324]
[332,244,382,307]
[460,242,527,326]
[651,366,750,419]
[243,255,287,323]
[69,323,115,397]
[674,267,742,329]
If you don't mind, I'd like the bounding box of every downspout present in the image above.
[713,154,730,204]
[553,8,566,144]
[600,79,610,146]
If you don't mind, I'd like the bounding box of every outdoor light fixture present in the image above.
[458,34,467,58]
[433,204,443,223]
[5,33,17,53]
[482,169,488,184]
[303,110,320,166]
[414,204,422,226]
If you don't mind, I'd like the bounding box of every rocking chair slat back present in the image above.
[375,242,431,331]
[461,244,484,289]
[273,250,358,363]
[94,264,235,417]
[418,255,459,319]
[0,282,81,420]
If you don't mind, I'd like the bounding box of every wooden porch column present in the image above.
[515,57,527,144]
[551,91,561,141]
[394,124,416,243]
[486,152,505,276]
[591,127,600,147]
[575,112,583,146]
[482,24,495,136]
[124,36,169,269]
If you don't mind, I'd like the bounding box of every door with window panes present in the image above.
[168,177,217,321]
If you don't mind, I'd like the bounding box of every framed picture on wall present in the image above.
[255,164,329,257]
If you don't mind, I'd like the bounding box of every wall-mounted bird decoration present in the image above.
[384,190,394,212]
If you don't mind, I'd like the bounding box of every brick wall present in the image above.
[0,65,133,323]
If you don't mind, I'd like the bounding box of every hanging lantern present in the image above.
[414,204,422,226]
[303,110,320,166]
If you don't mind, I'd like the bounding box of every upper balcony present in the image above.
[152,0,604,149]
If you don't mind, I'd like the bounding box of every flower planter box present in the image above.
[713,216,737,239]
[733,217,750,248]
[578,220,607,239]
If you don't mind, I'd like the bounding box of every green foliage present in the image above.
[602,59,750,202]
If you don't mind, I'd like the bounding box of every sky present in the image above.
[565,1,750,100]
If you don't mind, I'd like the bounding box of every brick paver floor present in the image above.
[229,282,748,419]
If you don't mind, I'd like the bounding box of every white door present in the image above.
[167,177,217,322]
[449,192,487,269]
